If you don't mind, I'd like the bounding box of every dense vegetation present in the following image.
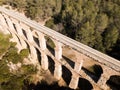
[0,1,120,89]
[0,0,62,21]
[46,0,120,59]
[0,32,73,89]
[0,0,120,59]
[0,33,37,90]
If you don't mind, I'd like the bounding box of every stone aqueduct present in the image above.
[0,7,120,90]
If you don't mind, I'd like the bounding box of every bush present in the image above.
[20,49,29,59]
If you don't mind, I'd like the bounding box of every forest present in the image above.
[0,0,120,90]
[0,33,38,90]
[0,0,120,59]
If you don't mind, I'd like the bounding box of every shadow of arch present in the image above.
[62,65,72,85]
[82,64,103,83]
[35,48,41,65]
[48,56,55,74]
[12,23,18,33]
[78,78,93,90]
[62,56,75,68]
[25,80,73,90]
[93,64,103,82]
[24,41,30,53]
[15,34,22,45]
[22,29,28,39]
[33,36,40,47]
[106,75,120,90]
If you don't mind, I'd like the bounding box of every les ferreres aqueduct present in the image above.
[0,7,119,90]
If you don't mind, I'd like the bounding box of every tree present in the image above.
[103,25,119,51]
[93,31,105,52]
[25,0,62,21]
[95,13,108,32]
[12,0,27,11]
[75,22,95,47]
[1,0,120,58]
[0,33,37,90]
[0,33,11,57]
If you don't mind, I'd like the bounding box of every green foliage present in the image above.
[1,0,120,57]
[1,76,24,90]
[0,64,37,90]
[2,46,22,64]
[1,0,62,20]
[75,22,95,47]
[0,33,11,56]
[45,19,55,28]
[0,60,11,83]
[45,0,120,57]
[25,0,62,20]
[20,49,29,59]
[95,13,108,32]
[0,33,37,90]
[20,65,37,75]
[12,0,27,11]
[93,31,105,52]
[45,36,55,48]
[103,25,119,51]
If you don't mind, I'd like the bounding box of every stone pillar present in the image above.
[69,52,83,89]
[0,14,10,34]
[97,73,110,90]
[54,41,62,80]
[21,24,38,65]
[38,32,48,70]
[3,14,22,51]
[11,18,27,49]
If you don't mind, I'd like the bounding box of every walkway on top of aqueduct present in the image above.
[0,6,119,90]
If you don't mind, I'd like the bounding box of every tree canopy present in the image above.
[45,0,120,59]
[0,33,37,90]
[0,0,120,59]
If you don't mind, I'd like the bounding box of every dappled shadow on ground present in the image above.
[82,64,103,83]
[107,75,120,90]
[62,65,72,85]
[78,78,93,90]
[48,56,55,74]
[62,56,75,68]
[24,81,73,90]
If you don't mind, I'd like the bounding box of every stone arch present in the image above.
[82,64,103,86]
[43,37,56,74]
[78,78,93,90]
[36,32,49,70]
[46,38,63,80]
[106,75,120,90]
